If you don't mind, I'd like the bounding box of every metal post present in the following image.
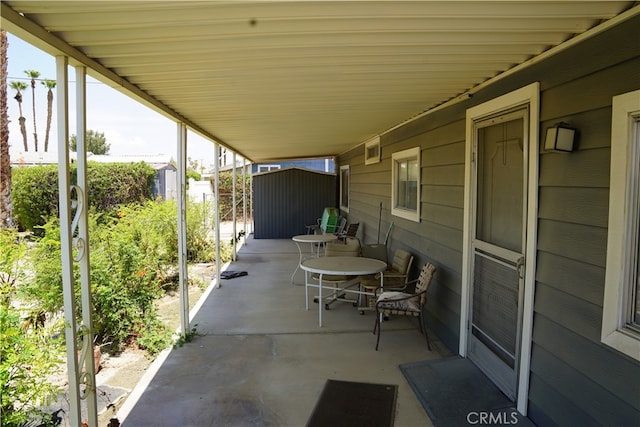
[177,123,189,334]
[75,65,98,427]
[214,144,221,288]
[250,165,254,234]
[232,152,237,261]
[242,158,247,245]
[56,55,82,427]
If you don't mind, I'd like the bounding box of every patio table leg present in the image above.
[291,241,304,284]
[305,270,309,310]
[319,273,323,327]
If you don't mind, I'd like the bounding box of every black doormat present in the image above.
[306,379,398,427]
[400,357,536,427]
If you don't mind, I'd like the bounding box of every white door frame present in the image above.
[460,82,540,415]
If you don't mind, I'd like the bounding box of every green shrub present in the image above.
[11,162,156,231]
[1,229,65,427]
[19,199,229,353]
[11,165,58,231]
[87,162,155,211]
[136,317,173,356]
[186,200,216,262]
[20,214,167,351]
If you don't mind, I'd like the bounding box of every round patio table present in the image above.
[301,256,386,327]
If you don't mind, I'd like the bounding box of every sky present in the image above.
[5,33,220,168]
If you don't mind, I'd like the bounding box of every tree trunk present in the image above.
[44,89,53,152]
[19,116,28,152]
[0,30,15,228]
[31,85,38,152]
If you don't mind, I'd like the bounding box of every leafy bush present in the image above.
[185,200,217,262]
[10,165,58,231]
[11,162,156,231]
[23,214,169,352]
[87,162,155,211]
[1,229,65,427]
[136,317,173,356]
[19,199,230,353]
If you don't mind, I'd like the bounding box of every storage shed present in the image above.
[253,167,337,239]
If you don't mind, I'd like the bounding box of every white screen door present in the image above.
[468,108,528,400]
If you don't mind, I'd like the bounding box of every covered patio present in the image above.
[3,2,639,425]
[117,236,447,426]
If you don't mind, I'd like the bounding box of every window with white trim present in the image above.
[602,89,640,361]
[340,165,350,212]
[391,147,420,222]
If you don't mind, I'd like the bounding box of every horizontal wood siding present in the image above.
[538,186,609,228]
[343,117,466,353]
[525,15,640,424]
[336,13,640,425]
[535,251,604,307]
[532,315,640,424]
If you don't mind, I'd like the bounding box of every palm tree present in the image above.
[41,79,56,152]
[1,30,15,228]
[9,81,28,152]
[25,69,40,151]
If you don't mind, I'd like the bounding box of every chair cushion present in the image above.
[390,249,412,274]
[377,291,420,312]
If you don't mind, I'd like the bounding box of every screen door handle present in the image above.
[516,256,525,279]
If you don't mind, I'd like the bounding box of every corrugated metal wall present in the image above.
[253,167,337,239]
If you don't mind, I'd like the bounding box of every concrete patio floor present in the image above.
[118,235,451,426]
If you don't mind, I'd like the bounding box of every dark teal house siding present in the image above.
[338,14,640,425]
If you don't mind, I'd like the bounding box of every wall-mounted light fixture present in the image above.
[544,123,577,152]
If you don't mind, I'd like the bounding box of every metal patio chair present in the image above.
[372,262,437,351]
[358,248,414,313]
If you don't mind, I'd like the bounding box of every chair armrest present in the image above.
[371,277,418,296]
[383,272,407,278]
[369,271,404,280]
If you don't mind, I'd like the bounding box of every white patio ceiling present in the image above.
[2,1,637,162]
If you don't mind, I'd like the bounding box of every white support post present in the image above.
[250,165,254,234]
[56,55,82,427]
[75,65,98,427]
[177,123,189,335]
[242,158,248,245]
[214,144,221,288]
[232,152,237,261]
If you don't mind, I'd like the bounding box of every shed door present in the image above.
[468,108,528,400]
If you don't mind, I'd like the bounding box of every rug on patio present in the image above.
[400,356,535,427]
[220,270,248,279]
[306,379,397,427]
